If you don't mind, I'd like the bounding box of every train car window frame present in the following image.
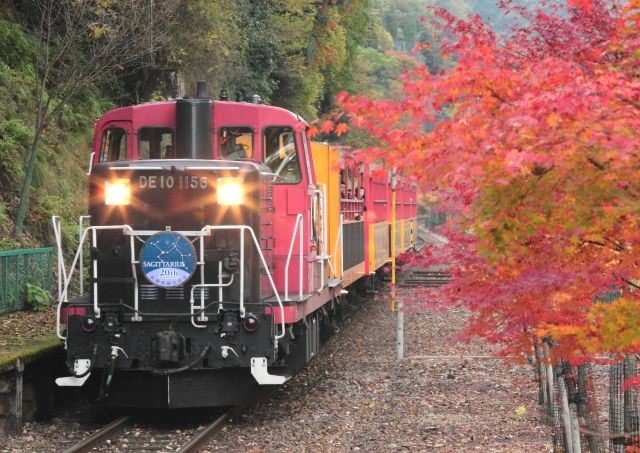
[218,126,253,160]
[262,126,301,184]
[138,127,174,160]
[100,127,127,163]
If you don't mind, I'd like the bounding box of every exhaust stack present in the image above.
[175,81,212,159]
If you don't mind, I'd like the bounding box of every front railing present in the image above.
[52,217,285,345]
[0,247,54,315]
[284,214,303,301]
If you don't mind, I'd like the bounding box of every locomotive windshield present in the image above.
[100,127,126,163]
[263,126,300,183]
[219,127,253,160]
[138,127,174,159]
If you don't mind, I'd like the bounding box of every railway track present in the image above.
[397,228,451,288]
[62,410,229,453]
[399,268,452,288]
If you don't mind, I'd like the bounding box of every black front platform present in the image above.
[93,368,264,408]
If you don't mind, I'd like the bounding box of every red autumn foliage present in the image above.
[334,122,349,136]
[320,120,335,134]
[338,0,640,361]
[307,125,319,139]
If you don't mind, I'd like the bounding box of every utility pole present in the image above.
[392,171,403,361]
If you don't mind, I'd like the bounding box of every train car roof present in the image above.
[96,100,308,130]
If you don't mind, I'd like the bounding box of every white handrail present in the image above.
[201,225,286,341]
[319,188,325,291]
[91,226,136,318]
[218,261,224,309]
[127,228,141,321]
[52,216,64,303]
[52,216,65,341]
[340,214,344,277]
[198,234,207,324]
[313,186,329,292]
[284,214,304,301]
[240,227,245,316]
[52,219,134,340]
[52,221,286,343]
[78,215,91,295]
[331,214,344,278]
[189,276,234,329]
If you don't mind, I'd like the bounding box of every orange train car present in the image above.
[311,143,417,287]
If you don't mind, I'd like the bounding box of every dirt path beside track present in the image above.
[203,286,551,452]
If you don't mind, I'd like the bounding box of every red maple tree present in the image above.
[338,0,640,360]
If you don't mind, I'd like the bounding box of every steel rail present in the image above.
[62,414,131,453]
[177,412,229,453]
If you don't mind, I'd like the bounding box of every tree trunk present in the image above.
[14,133,42,238]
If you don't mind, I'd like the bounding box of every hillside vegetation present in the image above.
[0,15,107,249]
[0,0,480,249]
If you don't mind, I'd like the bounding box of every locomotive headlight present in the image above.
[104,179,131,205]
[217,178,243,205]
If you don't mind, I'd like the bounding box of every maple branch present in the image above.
[620,277,640,290]
[531,165,553,178]
[618,95,640,111]
[586,157,606,171]
[486,86,508,104]
[583,239,607,248]
[582,239,625,253]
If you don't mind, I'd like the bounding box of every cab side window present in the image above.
[100,128,126,163]
[263,126,301,184]
[219,127,253,160]
[138,127,173,159]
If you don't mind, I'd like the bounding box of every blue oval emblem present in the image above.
[140,232,197,288]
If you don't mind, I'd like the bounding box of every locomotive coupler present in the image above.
[152,330,186,363]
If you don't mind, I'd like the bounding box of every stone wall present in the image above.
[0,360,23,435]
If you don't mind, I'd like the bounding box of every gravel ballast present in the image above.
[1,285,551,452]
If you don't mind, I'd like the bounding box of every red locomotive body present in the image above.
[53,88,417,407]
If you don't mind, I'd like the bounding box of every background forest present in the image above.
[0,0,509,249]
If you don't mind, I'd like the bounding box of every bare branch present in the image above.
[586,156,606,171]
[618,95,640,111]
[620,277,640,290]
[15,0,179,236]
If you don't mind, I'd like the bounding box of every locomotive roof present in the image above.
[96,100,308,130]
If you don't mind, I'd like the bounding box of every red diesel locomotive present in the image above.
[53,83,417,407]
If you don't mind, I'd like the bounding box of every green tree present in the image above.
[13,0,178,238]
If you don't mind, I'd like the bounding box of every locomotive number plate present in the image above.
[138,175,208,189]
